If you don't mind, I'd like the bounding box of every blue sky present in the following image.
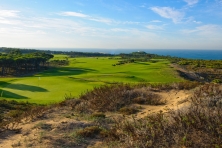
[0,0,222,49]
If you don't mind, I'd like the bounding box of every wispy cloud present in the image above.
[150,7,184,23]
[60,11,114,24]
[150,20,162,23]
[181,24,222,36]
[183,0,199,6]
[0,10,22,25]
[60,12,89,18]
[146,25,164,30]
[185,17,202,24]
[60,12,140,25]
[193,20,202,24]
[88,17,113,24]
[0,10,20,18]
[139,3,147,8]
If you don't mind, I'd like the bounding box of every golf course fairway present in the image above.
[0,55,183,104]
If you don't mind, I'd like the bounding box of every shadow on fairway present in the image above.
[0,81,48,92]
[5,83,48,92]
[0,81,48,99]
[0,89,29,99]
[36,67,97,77]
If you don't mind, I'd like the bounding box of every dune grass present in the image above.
[0,55,183,104]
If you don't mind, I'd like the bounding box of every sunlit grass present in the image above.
[0,55,182,104]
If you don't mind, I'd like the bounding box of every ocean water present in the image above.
[41,48,222,60]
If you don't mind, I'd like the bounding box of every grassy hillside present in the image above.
[0,55,182,104]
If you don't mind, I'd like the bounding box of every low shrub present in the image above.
[91,112,106,118]
[0,100,47,131]
[119,106,138,115]
[70,83,169,113]
[76,126,102,138]
[105,84,222,147]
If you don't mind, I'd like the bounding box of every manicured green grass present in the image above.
[0,55,183,104]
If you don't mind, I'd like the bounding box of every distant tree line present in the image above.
[49,59,69,66]
[0,47,65,55]
[68,51,113,57]
[0,47,113,57]
[112,51,167,66]
[0,49,53,76]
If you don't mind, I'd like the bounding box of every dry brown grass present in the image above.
[66,84,161,113]
[105,84,222,147]
[91,112,106,118]
[3,82,217,148]
[118,106,138,115]
[0,101,49,133]
[75,126,102,138]
[64,82,199,114]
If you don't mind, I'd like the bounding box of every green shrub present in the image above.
[212,79,221,83]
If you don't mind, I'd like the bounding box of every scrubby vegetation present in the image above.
[0,100,47,132]
[173,59,222,83]
[62,83,222,147]
[0,82,222,147]
[65,82,199,114]
[105,84,222,147]
[0,48,222,147]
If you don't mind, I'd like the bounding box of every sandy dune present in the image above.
[0,89,192,148]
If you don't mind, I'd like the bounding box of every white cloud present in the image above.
[150,20,162,23]
[0,18,21,25]
[60,11,114,24]
[150,7,184,23]
[140,3,147,8]
[183,0,199,6]
[193,20,202,24]
[0,10,22,25]
[111,28,130,32]
[0,10,20,18]
[121,21,140,25]
[196,24,222,34]
[181,24,222,35]
[89,17,113,24]
[185,17,202,24]
[60,12,89,18]
[146,25,164,30]
[179,24,222,49]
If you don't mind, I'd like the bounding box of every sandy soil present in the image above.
[136,90,191,119]
[0,89,192,148]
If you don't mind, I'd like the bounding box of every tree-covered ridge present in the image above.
[0,47,113,57]
[0,49,54,76]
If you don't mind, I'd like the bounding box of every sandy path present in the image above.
[136,90,191,119]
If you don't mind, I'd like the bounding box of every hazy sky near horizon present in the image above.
[0,0,222,49]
